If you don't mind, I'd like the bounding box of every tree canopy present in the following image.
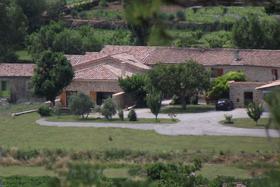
[32,50,74,105]
[148,60,210,109]
[208,71,246,100]
[118,74,148,107]
[0,0,27,61]
[232,15,280,49]
[27,22,102,57]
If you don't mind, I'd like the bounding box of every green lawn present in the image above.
[0,166,55,177]
[160,104,215,114]
[15,50,32,62]
[0,112,279,153]
[198,164,250,179]
[221,118,278,129]
[47,115,178,124]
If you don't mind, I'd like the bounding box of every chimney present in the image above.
[234,50,241,61]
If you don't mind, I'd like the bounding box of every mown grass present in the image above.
[222,118,278,129]
[0,112,279,153]
[198,164,251,179]
[0,166,55,177]
[160,104,215,114]
[47,115,178,124]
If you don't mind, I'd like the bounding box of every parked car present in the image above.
[215,99,234,111]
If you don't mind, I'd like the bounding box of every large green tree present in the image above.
[32,51,74,105]
[16,0,46,32]
[119,74,148,107]
[148,60,210,109]
[0,0,27,61]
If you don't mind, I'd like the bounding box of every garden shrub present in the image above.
[38,105,52,117]
[208,71,246,100]
[147,162,205,186]
[101,98,117,120]
[118,110,124,121]
[224,114,233,124]
[247,102,263,125]
[69,92,94,119]
[147,163,169,180]
[146,89,162,120]
[66,163,104,187]
[128,109,137,121]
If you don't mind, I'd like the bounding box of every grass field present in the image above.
[222,118,278,129]
[15,50,32,62]
[0,104,279,180]
[0,166,55,177]
[0,104,279,153]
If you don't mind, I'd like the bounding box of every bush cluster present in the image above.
[38,106,52,117]
[69,93,94,119]
[0,176,60,187]
[128,109,137,121]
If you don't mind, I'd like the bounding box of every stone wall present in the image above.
[207,65,280,82]
[229,82,266,108]
[65,80,122,93]
[0,77,34,103]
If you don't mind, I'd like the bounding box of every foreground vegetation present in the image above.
[0,103,280,186]
[222,118,279,129]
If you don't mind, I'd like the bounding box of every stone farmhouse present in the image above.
[1,45,280,108]
[0,63,35,103]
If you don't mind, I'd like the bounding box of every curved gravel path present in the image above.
[36,109,280,138]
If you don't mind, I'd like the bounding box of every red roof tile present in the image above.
[74,64,119,80]
[102,45,280,68]
[0,63,34,77]
[65,53,108,67]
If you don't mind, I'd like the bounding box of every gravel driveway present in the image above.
[37,108,280,138]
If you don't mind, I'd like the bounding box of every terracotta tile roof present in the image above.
[0,63,34,77]
[256,80,280,90]
[101,45,156,62]
[65,53,108,67]
[102,45,280,68]
[74,64,120,80]
[111,53,150,70]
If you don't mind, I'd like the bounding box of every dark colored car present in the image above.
[215,99,234,111]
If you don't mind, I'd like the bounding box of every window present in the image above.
[211,68,224,78]
[272,69,278,81]
[1,81,8,91]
